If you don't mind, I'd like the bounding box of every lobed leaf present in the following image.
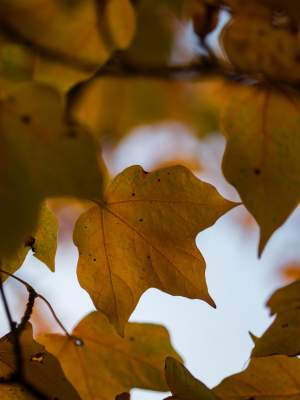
[74,165,236,334]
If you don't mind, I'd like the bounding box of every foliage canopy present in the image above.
[0,0,300,399]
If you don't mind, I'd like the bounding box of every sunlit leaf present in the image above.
[0,324,80,399]
[38,311,181,400]
[0,82,105,258]
[74,165,235,334]
[221,85,300,254]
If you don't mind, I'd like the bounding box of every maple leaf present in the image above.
[221,85,300,254]
[0,82,106,258]
[0,324,80,399]
[74,165,236,334]
[165,355,300,400]
[2,204,58,279]
[38,311,181,400]
[252,279,300,357]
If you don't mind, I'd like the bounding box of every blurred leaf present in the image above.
[279,262,300,282]
[3,204,58,278]
[215,355,300,399]
[221,9,300,83]
[74,165,235,334]
[0,324,80,399]
[252,279,300,357]
[166,355,300,399]
[0,385,37,399]
[0,0,135,70]
[0,82,105,259]
[71,78,223,144]
[38,311,181,400]
[165,357,217,399]
[221,85,300,254]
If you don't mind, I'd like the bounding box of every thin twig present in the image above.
[0,269,71,337]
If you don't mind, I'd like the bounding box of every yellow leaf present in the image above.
[165,357,217,400]
[0,0,135,71]
[221,85,300,254]
[0,82,105,258]
[0,385,37,400]
[252,279,300,357]
[74,165,235,334]
[38,311,181,400]
[166,355,300,400]
[70,77,222,144]
[215,356,300,399]
[3,204,58,277]
[0,324,80,399]
[221,11,300,83]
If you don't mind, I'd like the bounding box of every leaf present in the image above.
[221,10,300,83]
[0,385,37,400]
[0,324,80,399]
[38,311,182,400]
[164,357,217,400]
[214,356,300,399]
[70,77,221,144]
[165,355,300,400]
[2,204,58,278]
[0,82,106,259]
[0,0,136,71]
[252,279,300,357]
[221,85,300,254]
[74,165,235,334]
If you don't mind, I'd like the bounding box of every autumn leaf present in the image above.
[0,0,135,72]
[2,204,58,279]
[221,9,300,83]
[69,77,221,145]
[165,355,300,399]
[164,357,217,400]
[38,311,181,400]
[0,385,37,400]
[0,324,80,399]
[252,279,300,357]
[0,82,105,258]
[221,85,300,254]
[74,165,235,334]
